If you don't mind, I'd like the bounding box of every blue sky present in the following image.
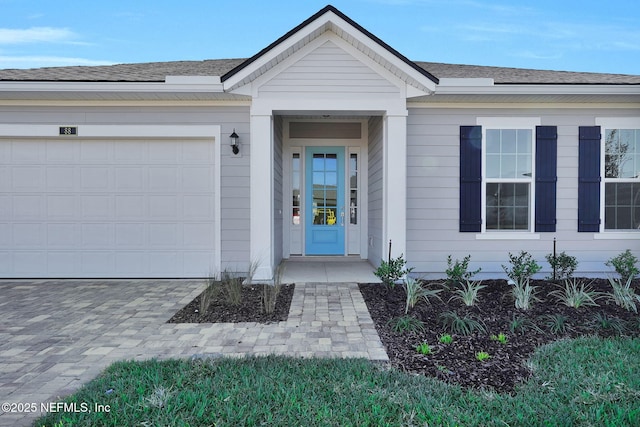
[1,0,639,75]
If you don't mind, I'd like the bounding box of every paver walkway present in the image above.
[0,279,387,426]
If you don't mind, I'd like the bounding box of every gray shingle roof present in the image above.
[415,61,640,85]
[0,59,245,82]
[0,58,639,85]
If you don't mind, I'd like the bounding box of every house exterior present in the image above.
[0,5,639,280]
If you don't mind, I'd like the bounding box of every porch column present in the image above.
[383,112,408,261]
[250,113,274,281]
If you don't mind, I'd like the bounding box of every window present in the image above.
[604,128,640,230]
[460,119,556,235]
[581,120,640,233]
[485,129,533,230]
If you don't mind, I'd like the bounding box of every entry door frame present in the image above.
[283,118,368,259]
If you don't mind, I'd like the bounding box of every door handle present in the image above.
[340,207,345,227]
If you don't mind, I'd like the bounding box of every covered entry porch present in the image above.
[250,109,410,282]
[220,7,438,281]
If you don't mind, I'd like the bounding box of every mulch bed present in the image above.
[167,283,295,324]
[359,279,640,394]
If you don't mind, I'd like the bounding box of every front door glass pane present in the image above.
[312,153,338,225]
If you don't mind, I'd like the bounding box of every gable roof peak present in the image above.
[220,4,438,89]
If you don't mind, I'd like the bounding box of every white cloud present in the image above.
[0,27,78,45]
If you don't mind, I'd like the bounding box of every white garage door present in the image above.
[0,138,216,278]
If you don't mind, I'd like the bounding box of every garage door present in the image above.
[0,137,216,278]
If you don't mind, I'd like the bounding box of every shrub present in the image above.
[375,253,413,287]
[549,278,603,309]
[606,249,639,283]
[502,251,542,283]
[503,251,542,310]
[445,255,481,286]
[545,251,578,281]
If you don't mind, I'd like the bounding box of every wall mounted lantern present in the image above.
[229,129,240,155]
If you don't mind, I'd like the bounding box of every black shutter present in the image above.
[578,126,601,232]
[535,126,557,232]
[460,126,482,232]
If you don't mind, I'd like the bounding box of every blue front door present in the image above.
[305,146,345,255]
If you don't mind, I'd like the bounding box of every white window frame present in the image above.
[476,117,541,240]
[595,117,640,239]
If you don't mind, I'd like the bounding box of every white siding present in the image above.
[258,41,399,99]
[406,107,640,278]
[367,116,384,265]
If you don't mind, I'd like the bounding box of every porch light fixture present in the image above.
[229,129,240,155]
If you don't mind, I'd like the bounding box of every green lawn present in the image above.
[35,336,640,426]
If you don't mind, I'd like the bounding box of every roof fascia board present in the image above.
[325,13,436,93]
[221,11,332,90]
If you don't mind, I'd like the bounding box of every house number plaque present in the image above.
[59,126,78,136]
